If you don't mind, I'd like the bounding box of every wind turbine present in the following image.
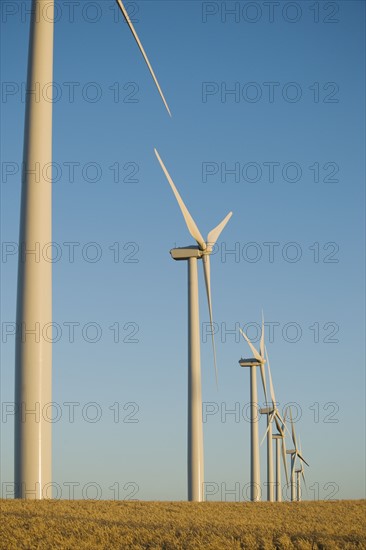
[260,348,288,502]
[154,148,232,502]
[272,411,289,502]
[295,438,307,501]
[239,315,268,502]
[286,408,309,502]
[15,0,170,500]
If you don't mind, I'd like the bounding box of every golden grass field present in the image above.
[1,499,365,549]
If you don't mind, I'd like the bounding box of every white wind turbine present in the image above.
[295,438,307,502]
[239,315,268,502]
[271,411,289,502]
[154,148,232,502]
[15,0,170,499]
[286,408,309,502]
[260,348,289,502]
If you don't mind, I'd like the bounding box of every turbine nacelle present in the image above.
[170,247,203,260]
[239,358,264,367]
[259,407,275,415]
[170,245,219,261]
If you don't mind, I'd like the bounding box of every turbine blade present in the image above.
[260,311,265,359]
[299,436,303,457]
[202,254,218,387]
[260,411,274,446]
[239,328,262,363]
[206,212,233,250]
[274,414,281,433]
[154,149,206,250]
[291,453,296,477]
[277,410,292,438]
[265,346,276,406]
[116,0,171,116]
[289,407,297,449]
[281,436,289,485]
[297,453,309,467]
[259,362,268,405]
[302,469,307,489]
[279,407,291,438]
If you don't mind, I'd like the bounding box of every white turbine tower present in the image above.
[286,408,309,502]
[154,148,232,502]
[260,348,289,502]
[15,0,170,499]
[14,0,54,500]
[271,411,289,502]
[239,316,268,502]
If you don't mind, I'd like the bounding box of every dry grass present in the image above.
[1,499,365,549]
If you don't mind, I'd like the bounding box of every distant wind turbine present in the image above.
[154,148,232,502]
[286,408,309,502]
[15,0,170,500]
[272,410,289,502]
[295,437,307,502]
[260,348,289,502]
[239,315,268,502]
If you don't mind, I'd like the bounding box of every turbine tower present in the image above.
[14,0,54,500]
[239,316,268,502]
[259,405,275,501]
[154,149,232,502]
[260,347,289,502]
[286,408,309,502]
[272,435,283,501]
[295,469,302,501]
[272,412,289,502]
[15,0,170,499]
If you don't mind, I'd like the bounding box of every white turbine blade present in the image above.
[277,410,292,439]
[279,407,291,438]
[299,436,304,458]
[265,346,276,407]
[116,0,171,116]
[283,406,288,425]
[299,448,308,495]
[289,407,297,449]
[260,311,265,359]
[206,212,233,250]
[297,439,309,465]
[257,319,268,403]
[298,439,309,469]
[239,328,262,363]
[274,414,282,433]
[259,362,268,405]
[291,452,296,478]
[154,149,206,250]
[278,407,287,436]
[260,411,275,446]
[301,468,307,489]
[281,435,289,485]
[202,254,218,387]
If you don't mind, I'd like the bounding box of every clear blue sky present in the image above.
[1,0,365,501]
